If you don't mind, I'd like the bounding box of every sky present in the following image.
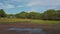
[0,0,60,14]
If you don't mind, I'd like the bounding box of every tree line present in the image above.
[0,9,60,20]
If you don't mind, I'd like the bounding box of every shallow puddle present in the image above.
[1,28,45,34]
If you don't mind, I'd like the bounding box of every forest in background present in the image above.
[0,9,60,20]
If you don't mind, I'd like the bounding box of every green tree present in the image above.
[15,11,28,19]
[27,12,41,19]
[55,10,60,20]
[0,9,6,18]
[42,9,56,20]
[7,14,15,18]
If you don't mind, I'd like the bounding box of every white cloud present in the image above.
[27,0,40,6]
[2,0,60,7]
[18,5,25,7]
[26,0,60,6]
[12,0,30,2]
[1,0,60,10]
[0,4,15,9]
[1,0,60,6]
[6,4,15,9]
[3,0,30,4]
[27,9,37,13]
[40,0,60,6]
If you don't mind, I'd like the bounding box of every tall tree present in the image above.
[42,9,56,20]
[0,9,6,18]
[27,12,41,19]
[15,11,28,18]
[55,10,60,20]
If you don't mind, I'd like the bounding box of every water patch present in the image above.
[4,28,45,34]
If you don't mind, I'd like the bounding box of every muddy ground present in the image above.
[0,22,60,34]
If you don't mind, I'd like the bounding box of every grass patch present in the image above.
[0,18,60,24]
[31,19,60,24]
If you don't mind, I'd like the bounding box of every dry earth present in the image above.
[0,22,60,34]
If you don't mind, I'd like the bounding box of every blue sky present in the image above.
[0,0,60,14]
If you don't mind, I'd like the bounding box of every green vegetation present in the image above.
[0,9,60,24]
[0,18,60,24]
[0,9,6,18]
[31,20,60,24]
[42,9,60,20]
[0,18,30,22]
[0,9,60,20]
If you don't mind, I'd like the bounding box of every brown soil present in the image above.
[0,22,60,34]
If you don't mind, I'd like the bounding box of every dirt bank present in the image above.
[0,22,60,34]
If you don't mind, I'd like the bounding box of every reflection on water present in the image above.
[3,28,45,34]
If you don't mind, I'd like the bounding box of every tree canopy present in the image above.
[0,9,6,18]
[0,9,60,20]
